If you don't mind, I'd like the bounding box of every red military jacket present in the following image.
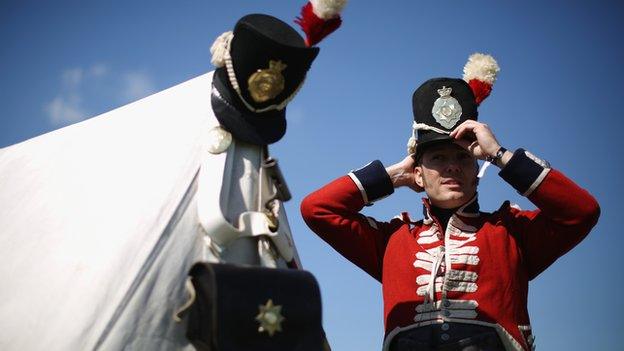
[301,149,600,350]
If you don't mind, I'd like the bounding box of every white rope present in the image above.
[406,125,417,155]
[413,122,451,135]
[406,122,452,155]
[210,31,234,67]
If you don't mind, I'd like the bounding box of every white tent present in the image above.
[0,71,300,350]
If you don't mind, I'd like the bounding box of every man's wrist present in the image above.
[385,164,405,188]
[484,146,512,168]
[495,150,513,168]
[486,146,506,163]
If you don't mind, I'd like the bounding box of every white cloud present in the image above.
[89,63,108,77]
[43,63,156,127]
[121,72,156,101]
[45,94,86,125]
[45,64,107,125]
[45,63,157,127]
[62,68,84,88]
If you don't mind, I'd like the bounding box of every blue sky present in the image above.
[1,1,623,349]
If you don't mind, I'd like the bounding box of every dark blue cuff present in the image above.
[349,160,394,204]
[499,148,551,196]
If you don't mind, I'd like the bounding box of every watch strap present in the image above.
[486,146,507,164]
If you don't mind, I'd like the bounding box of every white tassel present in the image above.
[407,136,417,155]
[210,31,234,67]
[407,121,418,155]
[310,0,348,19]
[463,53,499,85]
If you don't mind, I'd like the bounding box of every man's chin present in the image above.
[427,189,476,208]
[443,191,467,201]
[437,192,472,208]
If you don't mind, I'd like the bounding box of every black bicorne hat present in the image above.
[407,53,500,157]
[211,14,319,145]
[210,1,347,146]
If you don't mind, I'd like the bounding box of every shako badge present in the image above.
[248,60,288,103]
[406,53,499,156]
[431,86,462,129]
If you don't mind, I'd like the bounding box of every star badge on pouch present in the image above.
[255,299,285,336]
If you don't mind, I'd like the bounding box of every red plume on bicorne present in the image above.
[295,0,348,47]
[462,53,500,105]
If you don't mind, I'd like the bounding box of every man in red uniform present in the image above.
[300,57,600,350]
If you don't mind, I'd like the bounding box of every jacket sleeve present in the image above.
[499,149,601,280]
[300,160,404,281]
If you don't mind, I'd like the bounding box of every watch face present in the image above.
[487,147,505,163]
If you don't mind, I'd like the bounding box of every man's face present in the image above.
[414,142,479,209]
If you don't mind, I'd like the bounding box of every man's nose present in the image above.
[444,160,461,173]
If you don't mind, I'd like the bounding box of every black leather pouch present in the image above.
[186,262,323,351]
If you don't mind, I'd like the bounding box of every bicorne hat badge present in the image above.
[431,86,462,129]
[247,60,288,103]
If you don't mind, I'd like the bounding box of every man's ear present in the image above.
[414,166,424,188]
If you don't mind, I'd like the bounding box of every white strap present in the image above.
[172,278,197,322]
[477,161,492,178]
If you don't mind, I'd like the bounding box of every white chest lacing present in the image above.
[424,245,445,306]
[414,218,481,318]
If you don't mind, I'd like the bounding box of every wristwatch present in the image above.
[486,146,507,164]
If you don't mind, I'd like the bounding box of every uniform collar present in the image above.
[422,194,480,223]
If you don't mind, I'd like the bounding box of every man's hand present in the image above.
[385,155,424,192]
[449,120,512,167]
